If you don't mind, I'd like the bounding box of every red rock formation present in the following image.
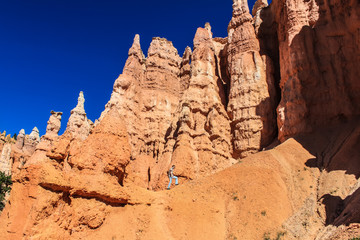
[0,143,12,175]
[274,0,360,141]
[140,37,182,158]
[179,46,192,92]
[1,0,360,239]
[47,92,92,162]
[66,91,92,140]
[227,0,277,158]
[0,109,132,239]
[22,127,40,155]
[150,25,233,189]
[101,35,183,162]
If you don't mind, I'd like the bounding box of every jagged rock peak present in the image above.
[29,127,40,142]
[19,129,25,137]
[66,91,92,140]
[193,27,213,49]
[147,37,180,59]
[181,46,192,64]
[15,129,25,149]
[229,0,253,33]
[204,22,213,38]
[145,36,181,81]
[45,111,62,136]
[179,46,192,92]
[182,46,192,58]
[0,142,12,175]
[21,126,40,155]
[232,0,250,17]
[71,91,86,115]
[5,135,12,143]
[252,0,268,16]
[128,34,145,60]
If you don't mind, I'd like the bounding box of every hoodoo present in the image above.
[1,0,360,239]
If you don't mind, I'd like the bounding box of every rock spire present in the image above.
[226,0,277,158]
[65,91,92,140]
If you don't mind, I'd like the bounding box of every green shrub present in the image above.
[0,171,12,211]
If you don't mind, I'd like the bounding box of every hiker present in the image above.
[167,165,178,190]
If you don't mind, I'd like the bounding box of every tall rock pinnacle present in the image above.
[151,25,233,187]
[45,111,62,136]
[227,0,277,158]
[0,143,12,175]
[15,129,25,150]
[179,46,192,92]
[23,127,40,155]
[128,34,144,60]
[65,91,92,140]
[71,91,86,114]
[232,0,251,17]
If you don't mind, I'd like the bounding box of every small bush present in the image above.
[276,231,286,240]
[0,171,12,211]
[263,232,271,240]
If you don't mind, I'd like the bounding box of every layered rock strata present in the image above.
[48,92,92,162]
[0,143,12,175]
[148,25,235,190]
[227,0,277,158]
[140,37,182,159]
[274,0,360,141]
[179,46,192,92]
[1,0,360,239]
[0,109,132,239]
[101,34,145,159]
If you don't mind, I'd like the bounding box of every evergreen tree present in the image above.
[0,171,12,211]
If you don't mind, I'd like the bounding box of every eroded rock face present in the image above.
[179,46,192,92]
[15,129,25,150]
[0,109,132,239]
[150,25,233,189]
[66,91,92,140]
[227,0,277,158]
[47,93,92,162]
[101,36,184,162]
[101,34,145,160]
[46,111,62,137]
[140,37,182,159]
[23,127,40,155]
[68,109,131,182]
[0,143,12,175]
[2,0,360,239]
[34,111,63,154]
[274,0,360,141]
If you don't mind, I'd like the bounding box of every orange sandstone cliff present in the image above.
[1,0,360,239]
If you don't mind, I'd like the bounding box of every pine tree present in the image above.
[0,171,12,211]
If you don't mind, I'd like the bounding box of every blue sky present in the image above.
[0,0,259,136]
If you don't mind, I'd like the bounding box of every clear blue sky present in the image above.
[0,0,259,137]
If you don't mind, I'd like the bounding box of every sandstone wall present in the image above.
[273,0,360,141]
